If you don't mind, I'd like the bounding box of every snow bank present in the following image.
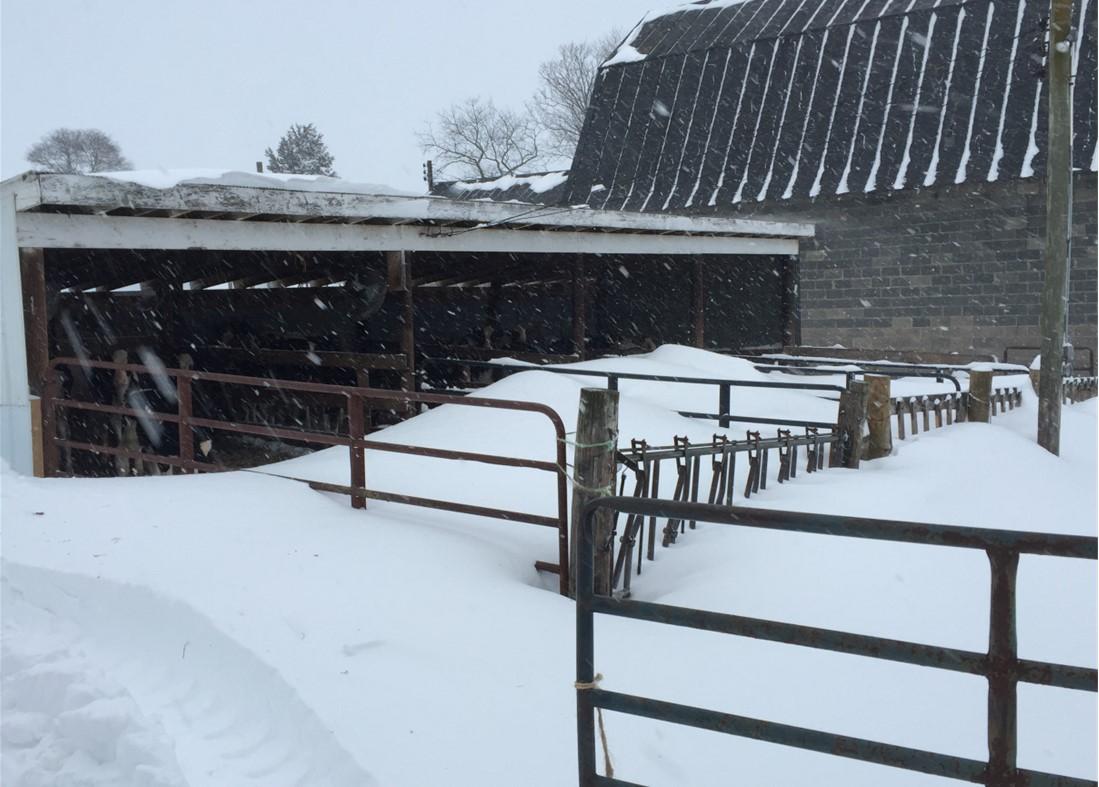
[2,346,1094,785]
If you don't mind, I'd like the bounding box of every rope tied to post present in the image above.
[575,673,615,778]
[558,436,618,451]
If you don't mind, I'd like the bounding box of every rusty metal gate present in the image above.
[42,357,571,595]
[576,497,1098,786]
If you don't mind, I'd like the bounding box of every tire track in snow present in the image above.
[2,561,375,787]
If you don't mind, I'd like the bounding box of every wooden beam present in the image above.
[19,248,49,397]
[782,256,801,347]
[693,258,705,348]
[16,213,802,257]
[573,258,587,359]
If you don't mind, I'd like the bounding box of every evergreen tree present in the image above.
[264,123,338,176]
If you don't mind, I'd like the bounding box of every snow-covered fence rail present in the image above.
[425,357,844,431]
[42,357,573,595]
[609,428,836,595]
[1063,376,1098,403]
[576,497,1098,787]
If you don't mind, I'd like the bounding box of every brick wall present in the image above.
[690,173,1098,363]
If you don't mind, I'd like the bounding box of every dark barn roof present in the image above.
[563,0,1098,211]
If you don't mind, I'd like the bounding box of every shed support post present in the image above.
[573,258,587,359]
[864,374,892,460]
[20,248,49,476]
[693,259,705,348]
[968,370,993,423]
[569,387,619,597]
[782,256,801,348]
[388,251,416,415]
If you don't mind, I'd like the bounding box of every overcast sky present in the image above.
[1,0,664,191]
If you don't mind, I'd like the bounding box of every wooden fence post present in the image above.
[864,375,892,460]
[830,379,868,469]
[570,387,619,598]
[968,370,993,423]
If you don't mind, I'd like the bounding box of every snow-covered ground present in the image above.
[2,346,1095,786]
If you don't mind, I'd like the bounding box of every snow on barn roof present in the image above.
[2,170,813,257]
[564,0,1099,211]
[431,170,570,204]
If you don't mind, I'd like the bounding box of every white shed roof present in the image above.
[3,171,813,257]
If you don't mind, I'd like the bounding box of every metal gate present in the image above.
[576,497,1098,786]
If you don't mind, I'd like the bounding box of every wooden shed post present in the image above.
[19,248,49,476]
[572,258,587,359]
[864,374,893,460]
[968,370,993,423]
[388,251,416,414]
[693,259,705,348]
[782,256,801,348]
[831,379,868,469]
[569,387,619,598]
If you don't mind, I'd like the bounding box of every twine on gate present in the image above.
[574,673,615,778]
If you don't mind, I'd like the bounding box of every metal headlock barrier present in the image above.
[43,357,572,595]
[576,497,1099,787]
[425,357,844,430]
[609,429,837,595]
[890,385,1026,440]
[1064,377,1099,403]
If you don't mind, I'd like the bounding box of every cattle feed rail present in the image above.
[576,497,1098,787]
[1064,377,1098,403]
[609,429,837,595]
[890,386,1024,440]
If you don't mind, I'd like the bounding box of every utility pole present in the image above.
[1037,0,1074,455]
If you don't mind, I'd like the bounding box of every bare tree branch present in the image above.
[533,30,623,160]
[418,97,546,180]
[26,128,132,174]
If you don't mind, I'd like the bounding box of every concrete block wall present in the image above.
[691,173,1098,363]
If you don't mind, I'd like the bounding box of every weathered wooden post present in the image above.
[830,379,868,469]
[570,387,619,598]
[968,370,993,423]
[864,374,892,460]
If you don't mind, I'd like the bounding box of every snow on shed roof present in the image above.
[3,171,813,257]
[565,0,1098,211]
[431,171,570,205]
[90,168,419,197]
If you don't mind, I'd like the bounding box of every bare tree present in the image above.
[418,97,545,180]
[26,128,132,173]
[534,30,623,159]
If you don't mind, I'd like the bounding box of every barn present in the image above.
[546,0,1097,365]
[0,170,810,475]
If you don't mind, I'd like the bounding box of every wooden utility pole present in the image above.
[1037,0,1075,455]
[569,387,619,597]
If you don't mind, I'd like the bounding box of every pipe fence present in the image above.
[576,497,1098,787]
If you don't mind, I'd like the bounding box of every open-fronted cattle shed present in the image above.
[0,171,812,475]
